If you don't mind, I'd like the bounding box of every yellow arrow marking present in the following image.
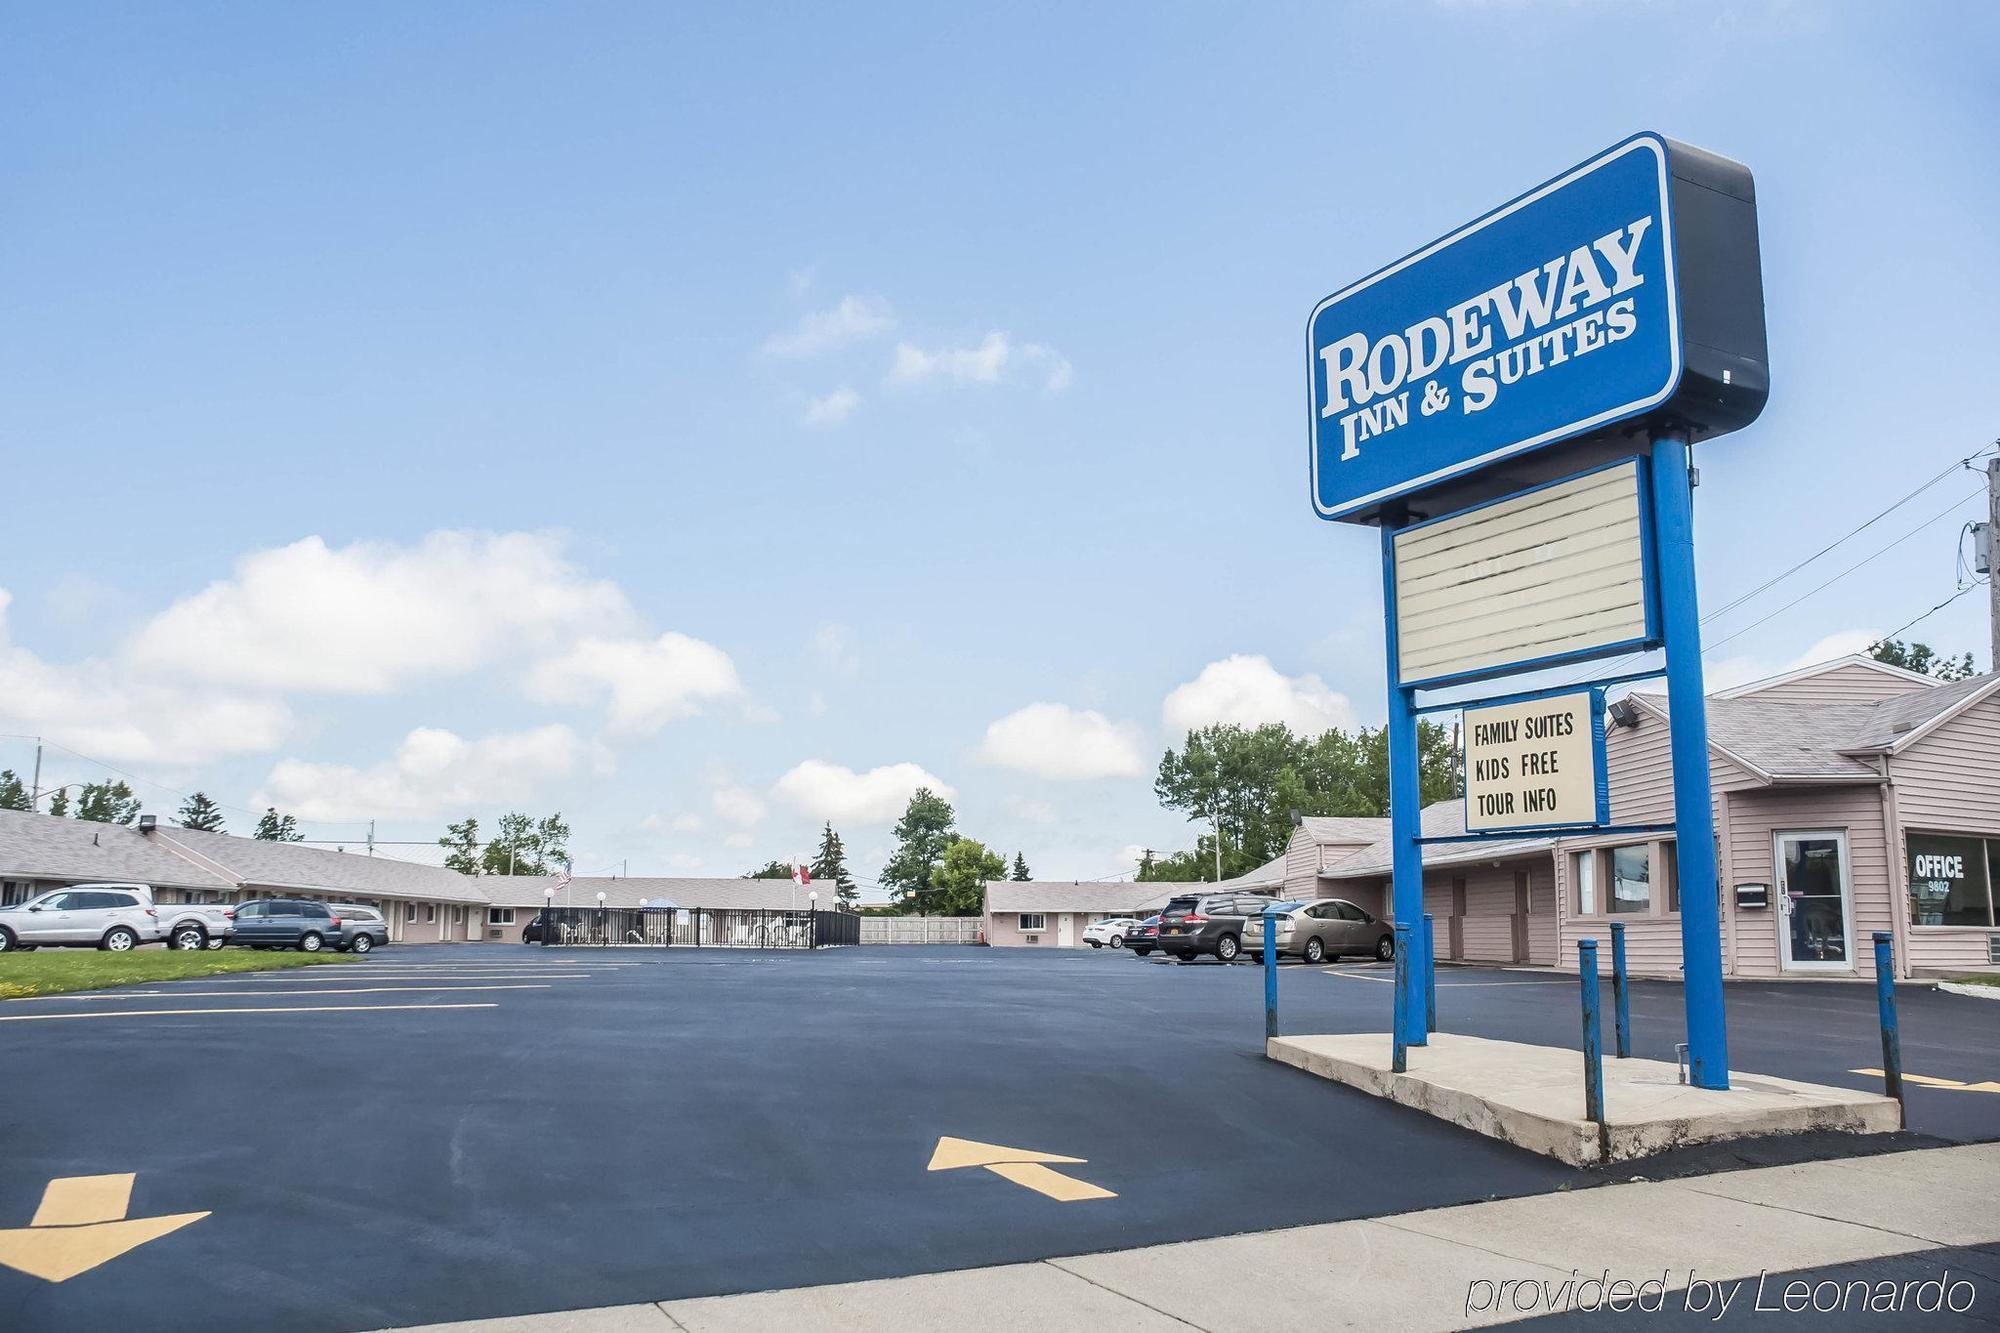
[1852,1068,2000,1093]
[927,1137,1115,1201]
[0,1174,208,1282]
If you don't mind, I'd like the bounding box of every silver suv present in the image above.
[0,883,164,952]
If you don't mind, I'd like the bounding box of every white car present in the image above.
[1083,917,1141,949]
[0,883,166,952]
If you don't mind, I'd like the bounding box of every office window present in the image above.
[1018,914,1046,933]
[1572,842,1678,917]
[1908,833,1996,927]
[1572,851,1597,915]
[488,908,516,926]
[1609,845,1651,914]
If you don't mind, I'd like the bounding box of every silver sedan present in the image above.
[1245,898,1395,964]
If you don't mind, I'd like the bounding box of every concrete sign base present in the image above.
[1268,1032,1898,1167]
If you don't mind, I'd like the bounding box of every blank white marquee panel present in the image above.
[1393,460,1649,686]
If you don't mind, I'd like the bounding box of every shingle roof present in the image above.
[481,876,837,911]
[0,810,235,891]
[1318,801,1554,879]
[1844,671,2000,752]
[1635,693,1883,781]
[983,880,1153,914]
[1299,816,1390,845]
[150,825,490,903]
[1222,852,1287,889]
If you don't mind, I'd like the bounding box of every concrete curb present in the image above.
[369,1143,2000,1333]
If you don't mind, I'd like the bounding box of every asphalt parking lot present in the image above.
[1,945,1994,1332]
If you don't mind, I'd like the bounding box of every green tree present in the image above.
[1011,851,1030,881]
[931,837,1007,916]
[535,813,573,871]
[73,780,141,825]
[1137,843,1210,882]
[0,770,29,812]
[46,788,70,817]
[1871,639,1975,682]
[810,822,857,904]
[439,817,481,875]
[879,787,957,913]
[255,807,304,842]
[745,860,795,879]
[175,791,226,832]
[1154,720,1456,880]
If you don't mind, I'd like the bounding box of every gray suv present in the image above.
[1157,891,1277,963]
[326,903,389,954]
[0,884,163,952]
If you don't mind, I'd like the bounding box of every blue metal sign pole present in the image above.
[1648,434,1730,1089]
[1381,524,1428,1052]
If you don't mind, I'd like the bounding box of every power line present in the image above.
[1869,584,1981,649]
[1700,487,1983,654]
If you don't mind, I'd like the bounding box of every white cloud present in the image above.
[255,724,588,821]
[128,531,631,694]
[0,588,292,765]
[812,623,860,676]
[1005,795,1058,825]
[524,632,744,735]
[887,332,1072,392]
[802,386,861,428]
[1163,655,1356,738]
[1021,342,1073,393]
[711,783,767,828]
[771,759,953,825]
[763,295,895,357]
[723,831,755,850]
[1707,629,1882,693]
[978,703,1146,780]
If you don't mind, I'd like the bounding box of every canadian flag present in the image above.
[793,862,811,887]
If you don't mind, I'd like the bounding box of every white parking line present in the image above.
[7,985,553,1002]
[1319,967,1575,988]
[0,1003,500,1022]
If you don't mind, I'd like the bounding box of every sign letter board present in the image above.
[1392,459,1655,689]
[1463,691,1608,833]
[1308,133,1767,524]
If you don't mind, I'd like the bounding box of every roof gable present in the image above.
[1716,654,1937,701]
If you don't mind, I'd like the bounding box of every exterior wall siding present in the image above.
[1739,663,1933,707]
[1886,696,2000,973]
[1721,786,1892,980]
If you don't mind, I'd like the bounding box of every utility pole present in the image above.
[1987,457,1999,673]
[366,820,375,858]
[29,739,41,812]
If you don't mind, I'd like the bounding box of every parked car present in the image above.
[229,899,344,952]
[325,903,389,954]
[521,911,548,944]
[1126,915,1161,956]
[0,884,163,952]
[153,899,237,951]
[1245,898,1395,964]
[1083,917,1140,949]
[1157,891,1277,963]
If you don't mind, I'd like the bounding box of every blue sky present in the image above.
[3,2,1996,887]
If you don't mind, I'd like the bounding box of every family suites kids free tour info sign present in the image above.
[1306,133,1768,1089]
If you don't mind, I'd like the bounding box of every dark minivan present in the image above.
[1157,891,1276,963]
[231,899,344,952]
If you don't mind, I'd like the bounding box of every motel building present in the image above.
[980,656,2000,983]
[0,811,846,941]
[1309,655,2000,982]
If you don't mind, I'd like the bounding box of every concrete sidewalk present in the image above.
[377,1142,2000,1332]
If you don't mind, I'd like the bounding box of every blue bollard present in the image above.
[1392,923,1412,1073]
[1423,912,1437,1034]
[1610,921,1631,1059]
[1263,907,1280,1041]
[1579,939,1605,1125]
[1873,931,1903,1125]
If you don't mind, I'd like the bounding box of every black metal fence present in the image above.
[535,906,858,949]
